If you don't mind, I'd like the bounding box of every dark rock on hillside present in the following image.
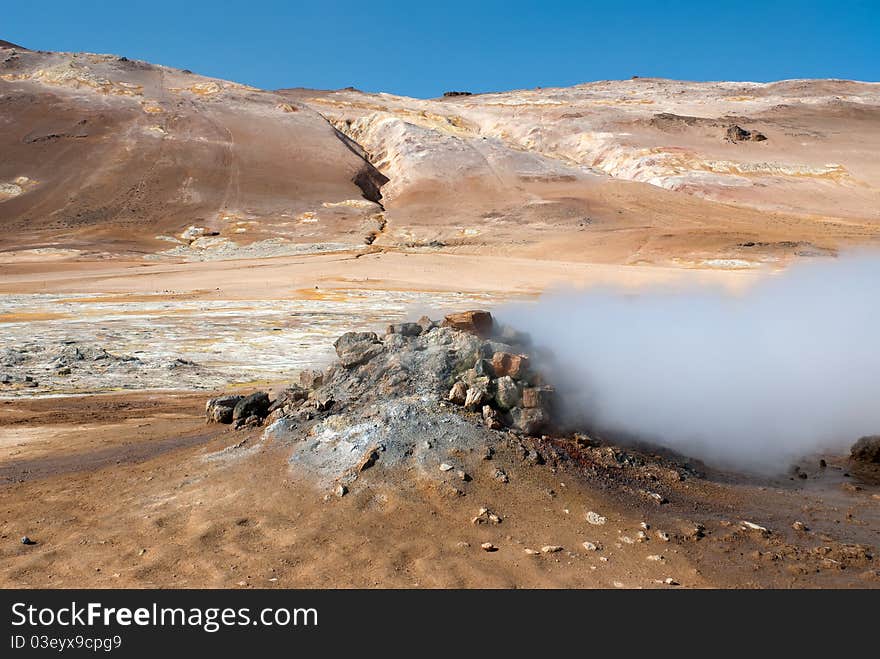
[726,124,767,142]
[233,392,270,423]
[206,395,244,424]
[851,436,880,463]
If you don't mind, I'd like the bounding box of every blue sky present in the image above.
[5,1,878,97]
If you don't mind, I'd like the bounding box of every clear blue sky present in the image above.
[5,0,878,97]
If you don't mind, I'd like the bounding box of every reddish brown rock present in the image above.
[448,381,467,405]
[491,352,529,378]
[442,310,494,338]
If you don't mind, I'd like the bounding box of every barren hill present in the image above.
[2,42,880,267]
[0,45,386,258]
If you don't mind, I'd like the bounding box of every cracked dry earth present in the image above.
[1,313,876,589]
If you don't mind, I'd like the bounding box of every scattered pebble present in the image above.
[457,470,470,482]
[792,521,809,532]
[741,520,769,533]
[647,554,664,561]
[541,545,563,554]
[655,530,670,542]
[620,535,635,545]
[640,522,650,530]
[472,508,502,525]
[586,511,607,525]
[664,577,679,586]
[481,542,497,552]
[582,541,599,551]
[439,463,454,472]
[493,468,509,483]
[21,536,36,546]
[636,531,649,543]
[524,548,540,555]
[334,484,348,498]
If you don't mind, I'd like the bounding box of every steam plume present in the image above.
[497,254,880,472]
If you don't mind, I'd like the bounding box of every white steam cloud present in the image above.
[497,254,880,472]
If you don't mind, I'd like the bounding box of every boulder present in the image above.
[334,331,385,368]
[205,395,244,424]
[268,386,308,412]
[491,352,529,379]
[417,315,439,332]
[232,392,270,422]
[851,435,880,463]
[473,358,495,378]
[482,405,503,430]
[508,406,548,435]
[448,381,468,405]
[494,376,521,410]
[442,310,494,338]
[386,322,423,337]
[299,369,324,389]
[464,380,491,410]
[522,386,554,409]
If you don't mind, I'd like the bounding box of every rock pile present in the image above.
[206,309,555,437]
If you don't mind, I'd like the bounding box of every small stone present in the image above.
[524,548,540,555]
[481,446,495,460]
[464,383,490,410]
[481,542,498,552]
[656,530,671,542]
[138,548,147,556]
[647,554,664,561]
[488,513,502,524]
[636,531,649,543]
[640,522,650,530]
[541,545,563,553]
[664,577,679,586]
[457,470,470,482]
[439,463,454,472]
[582,541,600,551]
[456,541,471,549]
[21,536,36,546]
[493,468,509,483]
[586,511,607,525]
[792,521,808,532]
[448,381,467,405]
[334,484,348,498]
[741,520,769,534]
